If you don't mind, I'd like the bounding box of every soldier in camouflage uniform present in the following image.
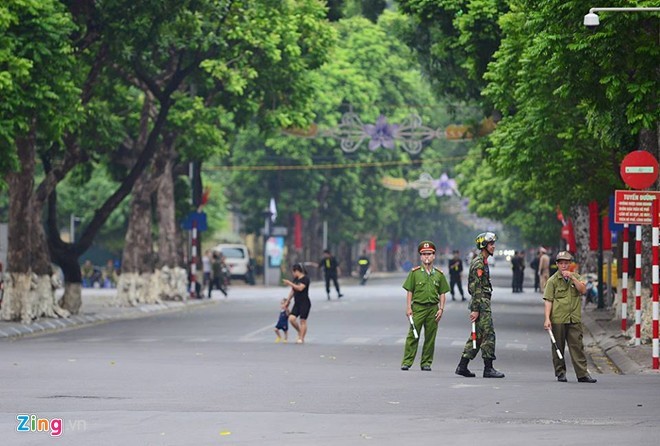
[400,241,450,372]
[455,232,505,378]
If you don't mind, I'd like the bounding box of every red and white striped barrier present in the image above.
[621,224,629,333]
[190,221,198,298]
[635,225,642,346]
[653,200,659,369]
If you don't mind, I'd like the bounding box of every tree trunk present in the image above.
[116,169,158,306]
[152,138,187,301]
[154,138,179,269]
[571,204,597,274]
[1,133,68,323]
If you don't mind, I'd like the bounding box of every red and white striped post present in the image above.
[635,225,642,346]
[621,224,629,333]
[190,220,198,299]
[653,199,659,369]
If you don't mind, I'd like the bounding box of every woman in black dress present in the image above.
[283,263,311,344]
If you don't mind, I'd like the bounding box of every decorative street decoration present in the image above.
[381,172,461,198]
[283,112,495,155]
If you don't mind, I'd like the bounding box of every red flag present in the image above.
[556,206,566,225]
[369,236,376,253]
[200,187,211,206]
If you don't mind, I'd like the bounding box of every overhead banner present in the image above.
[614,190,660,225]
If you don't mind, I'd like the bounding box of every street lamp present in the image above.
[69,214,81,243]
[584,7,660,27]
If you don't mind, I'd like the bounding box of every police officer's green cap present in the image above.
[418,241,436,253]
[556,251,573,261]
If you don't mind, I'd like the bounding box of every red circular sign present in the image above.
[620,150,659,190]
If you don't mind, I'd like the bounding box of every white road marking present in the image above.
[240,324,275,341]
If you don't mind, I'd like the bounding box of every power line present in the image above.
[203,155,468,172]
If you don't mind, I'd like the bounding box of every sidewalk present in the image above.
[581,305,657,375]
[0,288,217,339]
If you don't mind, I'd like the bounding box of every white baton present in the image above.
[547,329,563,360]
[408,315,419,339]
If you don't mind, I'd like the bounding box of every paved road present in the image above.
[2,268,659,445]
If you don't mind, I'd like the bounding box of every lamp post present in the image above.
[583,5,660,369]
[69,215,81,243]
[584,7,660,27]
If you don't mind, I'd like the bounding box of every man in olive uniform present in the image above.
[455,232,505,378]
[543,251,597,383]
[401,241,450,372]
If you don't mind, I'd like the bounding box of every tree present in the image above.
[1,0,80,323]
[397,0,508,105]
[3,0,337,319]
[480,0,657,266]
[220,12,477,272]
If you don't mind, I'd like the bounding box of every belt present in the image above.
[412,301,439,306]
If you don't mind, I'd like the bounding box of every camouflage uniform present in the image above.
[461,253,497,360]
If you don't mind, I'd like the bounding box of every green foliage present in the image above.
[396,0,508,105]
[55,166,129,253]
[400,0,659,247]
[0,0,81,186]
[217,11,478,249]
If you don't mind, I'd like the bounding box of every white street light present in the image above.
[584,7,660,27]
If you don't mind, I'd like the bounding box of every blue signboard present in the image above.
[181,211,207,231]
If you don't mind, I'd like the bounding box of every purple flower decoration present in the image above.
[434,173,460,197]
[363,115,399,151]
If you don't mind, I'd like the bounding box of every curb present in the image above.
[0,298,217,340]
[581,309,650,375]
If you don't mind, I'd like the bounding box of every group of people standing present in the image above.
[270,234,597,384]
[400,233,596,384]
[80,259,118,288]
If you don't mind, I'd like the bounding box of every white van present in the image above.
[212,244,250,282]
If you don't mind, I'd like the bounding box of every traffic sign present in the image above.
[614,190,660,225]
[620,150,659,190]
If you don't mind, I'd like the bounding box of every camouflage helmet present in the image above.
[475,232,497,249]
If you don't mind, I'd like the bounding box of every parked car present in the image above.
[212,244,250,282]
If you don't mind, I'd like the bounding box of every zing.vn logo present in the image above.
[16,414,63,437]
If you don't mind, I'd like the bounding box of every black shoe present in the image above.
[452,296,456,301]
[461,297,466,301]
[327,295,331,301]
[455,358,475,377]
[578,375,597,383]
[483,367,505,378]
[338,294,343,298]
[455,367,475,377]
[557,373,567,382]
[401,365,410,371]
[421,366,432,371]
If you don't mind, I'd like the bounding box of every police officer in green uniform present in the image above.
[455,232,505,378]
[401,241,450,371]
[543,251,597,383]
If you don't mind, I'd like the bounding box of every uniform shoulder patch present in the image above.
[477,269,483,277]
[411,266,421,271]
[434,267,443,274]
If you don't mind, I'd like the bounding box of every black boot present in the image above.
[483,359,505,378]
[455,357,475,377]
